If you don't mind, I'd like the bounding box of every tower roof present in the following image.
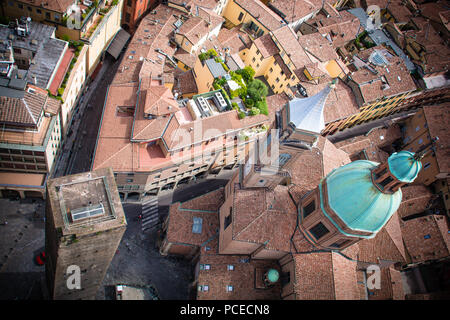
[322,150,423,235]
[288,81,334,134]
[387,151,422,183]
[323,160,403,235]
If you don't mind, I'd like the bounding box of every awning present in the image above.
[106,28,131,60]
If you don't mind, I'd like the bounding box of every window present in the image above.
[18,3,23,9]
[224,209,232,229]
[329,239,351,249]
[227,265,234,271]
[424,234,431,239]
[278,153,291,167]
[418,138,423,145]
[303,200,315,218]
[45,12,51,19]
[378,176,394,189]
[192,217,203,234]
[37,9,42,14]
[27,6,32,11]
[198,285,209,292]
[127,0,132,6]
[269,68,273,73]
[309,222,329,240]
[281,272,290,287]
[125,13,131,22]
[275,77,280,83]
[226,285,233,292]
[54,14,60,21]
[127,179,133,183]
[238,12,244,21]
[200,264,211,270]
[138,9,142,16]
[256,50,260,55]
[252,57,256,63]
[424,162,431,170]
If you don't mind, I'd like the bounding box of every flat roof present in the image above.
[46,168,126,234]
[0,21,67,89]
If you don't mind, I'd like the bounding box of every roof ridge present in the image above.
[233,189,270,239]
[95,141,132,169]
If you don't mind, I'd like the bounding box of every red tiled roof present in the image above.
[234,0,286,31]
[166,188,224,246]
[48,48,74,96]
[269,0,323,24]
[401,215,450,263]
[254,34,279,58]
[423,104,450,174]
[197,253,281,300]
[298,33,338,62]
[358,212,408,264]
[18,0,75,13]
[349,46,417,105]
[292,251,359,300]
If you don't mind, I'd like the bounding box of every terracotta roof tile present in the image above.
[401,215,450,263]
[298,33,338,62]
[269,0,323,24]
[368,267,405,300]
[197,253,281,300]
[166,188,224,246]
[397,185,434,219]
[272,25,311,70]
[235,0,286,31]
[254,34,279,58]
[217,27,252,53]
[349,46,417,105]
[358,212,408,264]
[292,251,359,300]
[423,104,450,174]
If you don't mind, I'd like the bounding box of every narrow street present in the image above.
[52,54,123,178]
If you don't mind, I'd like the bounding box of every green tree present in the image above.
[247,79,268,102]
[249,107,260,116]
[255,99,268,115]
[236,66,255,84]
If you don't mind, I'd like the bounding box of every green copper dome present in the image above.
[388,151,422,183]
[266,269,280,283]
[323,160,403,235]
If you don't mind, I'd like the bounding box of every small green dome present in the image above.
[388,151,422,183]
[323,160,403,235]
[266,269,279,283]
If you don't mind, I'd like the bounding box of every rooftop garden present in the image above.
[351,31,376,52]
[48,40,85,102]
[212,66,269,119]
